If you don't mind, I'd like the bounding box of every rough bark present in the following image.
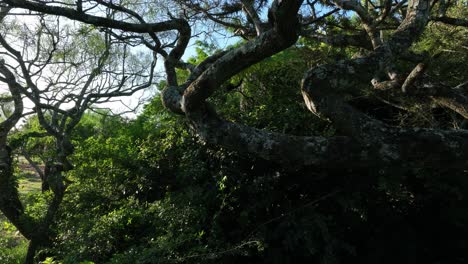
[296,0,467,168]
[188,101,468,169]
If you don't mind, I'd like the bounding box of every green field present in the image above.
[18,172,42,194]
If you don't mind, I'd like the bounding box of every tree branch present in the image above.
[430,16,468,27]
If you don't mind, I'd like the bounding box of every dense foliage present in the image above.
[0,0,467,263]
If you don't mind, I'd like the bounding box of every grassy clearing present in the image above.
[18,172,42,194]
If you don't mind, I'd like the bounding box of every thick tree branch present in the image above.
[181,0,303,113]
[189,105,468,168]
[22,149,45,180]
[0,8,33,239]
[3,0,188,34]
[401,63,426,93]
[431,16,468,27]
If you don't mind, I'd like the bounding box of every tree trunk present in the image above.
[25,240,38,264]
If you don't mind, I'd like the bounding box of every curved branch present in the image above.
[0,7,34,240]
[181,0,303,113]
[189,103,468,168]
[3,0,188,34]
[163,19,191,86]
[188,105,362,168]
[301,0,431,127]
[431,16,468,27]
[0,61,24,133]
